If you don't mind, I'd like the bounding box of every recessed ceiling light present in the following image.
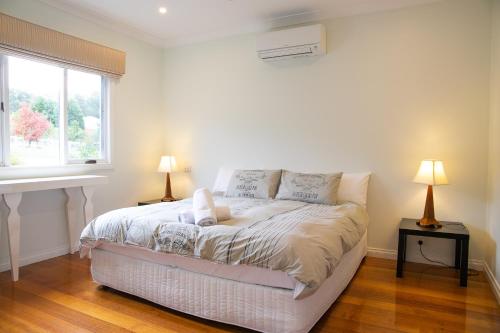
[158,7,167,14]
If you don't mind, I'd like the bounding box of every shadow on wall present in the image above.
[365,172,402,245]
[484,231,497,273]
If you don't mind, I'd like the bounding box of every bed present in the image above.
[80,172,370,333]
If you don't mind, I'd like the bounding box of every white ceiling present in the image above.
[40,0,442,48]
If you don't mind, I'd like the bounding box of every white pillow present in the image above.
[212,168,371,207]
[275,170,343,205]
[337,172,371,207]
[225,169,282,199]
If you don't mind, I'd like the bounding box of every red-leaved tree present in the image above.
[14,104,50,144]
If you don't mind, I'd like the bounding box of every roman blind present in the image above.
[0,12,126,77]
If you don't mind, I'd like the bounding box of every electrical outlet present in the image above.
[184,166,192,173]
[418,240,423,245]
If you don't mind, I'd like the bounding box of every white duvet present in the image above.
[80,197,368,299]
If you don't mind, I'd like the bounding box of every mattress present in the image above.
[91,231,367,333]
[97,242,296,289]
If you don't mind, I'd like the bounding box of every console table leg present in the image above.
[82,186,95,226]
[64,188,81,254]
[3,193,22,281]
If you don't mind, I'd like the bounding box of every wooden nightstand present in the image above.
[396,218,470,287]
[138,198,180,206]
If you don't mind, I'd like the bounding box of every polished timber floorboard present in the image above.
[0,255,499,333]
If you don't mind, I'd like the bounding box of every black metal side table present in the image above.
[396,218,470,287]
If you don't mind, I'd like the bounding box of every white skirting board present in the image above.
[0,244,70,273]
[0,244,484,273]
[484,261,500,304]
[367,247,484,271]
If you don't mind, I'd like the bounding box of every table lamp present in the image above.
[158,156,176,202]
[413,159,448,228]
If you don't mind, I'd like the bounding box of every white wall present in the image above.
[163,0,492,264]
[487,0,500,284]
[0,0,166,270]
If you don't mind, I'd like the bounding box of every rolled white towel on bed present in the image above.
[178,206,231,224]
[193,188,217,226]
[178,210,195,224]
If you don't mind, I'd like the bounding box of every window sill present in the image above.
[0,163,113,180]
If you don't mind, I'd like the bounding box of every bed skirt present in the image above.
[90,232,367,333]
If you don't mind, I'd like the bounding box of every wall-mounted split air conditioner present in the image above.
[256,24,326,61]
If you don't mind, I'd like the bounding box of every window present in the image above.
[0,54,109,167]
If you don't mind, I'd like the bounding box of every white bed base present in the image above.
[91,232,367,333]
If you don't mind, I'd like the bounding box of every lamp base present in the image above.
[161,172,175,202]
[416,217,442,229]
[416,185,442,229]
[161,196,176,202]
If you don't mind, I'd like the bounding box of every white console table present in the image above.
[0,175,108,281]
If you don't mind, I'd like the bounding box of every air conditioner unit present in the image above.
[256,24,326,61]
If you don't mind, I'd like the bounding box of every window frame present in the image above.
[0,55,8,167]
[0,53,110,168]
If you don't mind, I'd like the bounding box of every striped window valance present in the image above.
[0,12,126,77]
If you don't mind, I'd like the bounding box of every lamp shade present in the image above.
[413,160,448,185]
[158,156,176,173]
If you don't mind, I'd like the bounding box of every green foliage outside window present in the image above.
[68,120,85,141]
[32,97,58,126]
[9,89,31,115]
[68,99,85,129]
[8,88,101,159]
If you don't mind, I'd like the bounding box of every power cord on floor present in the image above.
[418,242,478,277]
[418,242,452,267]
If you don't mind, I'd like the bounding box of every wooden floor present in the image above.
[0,255,499,333]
